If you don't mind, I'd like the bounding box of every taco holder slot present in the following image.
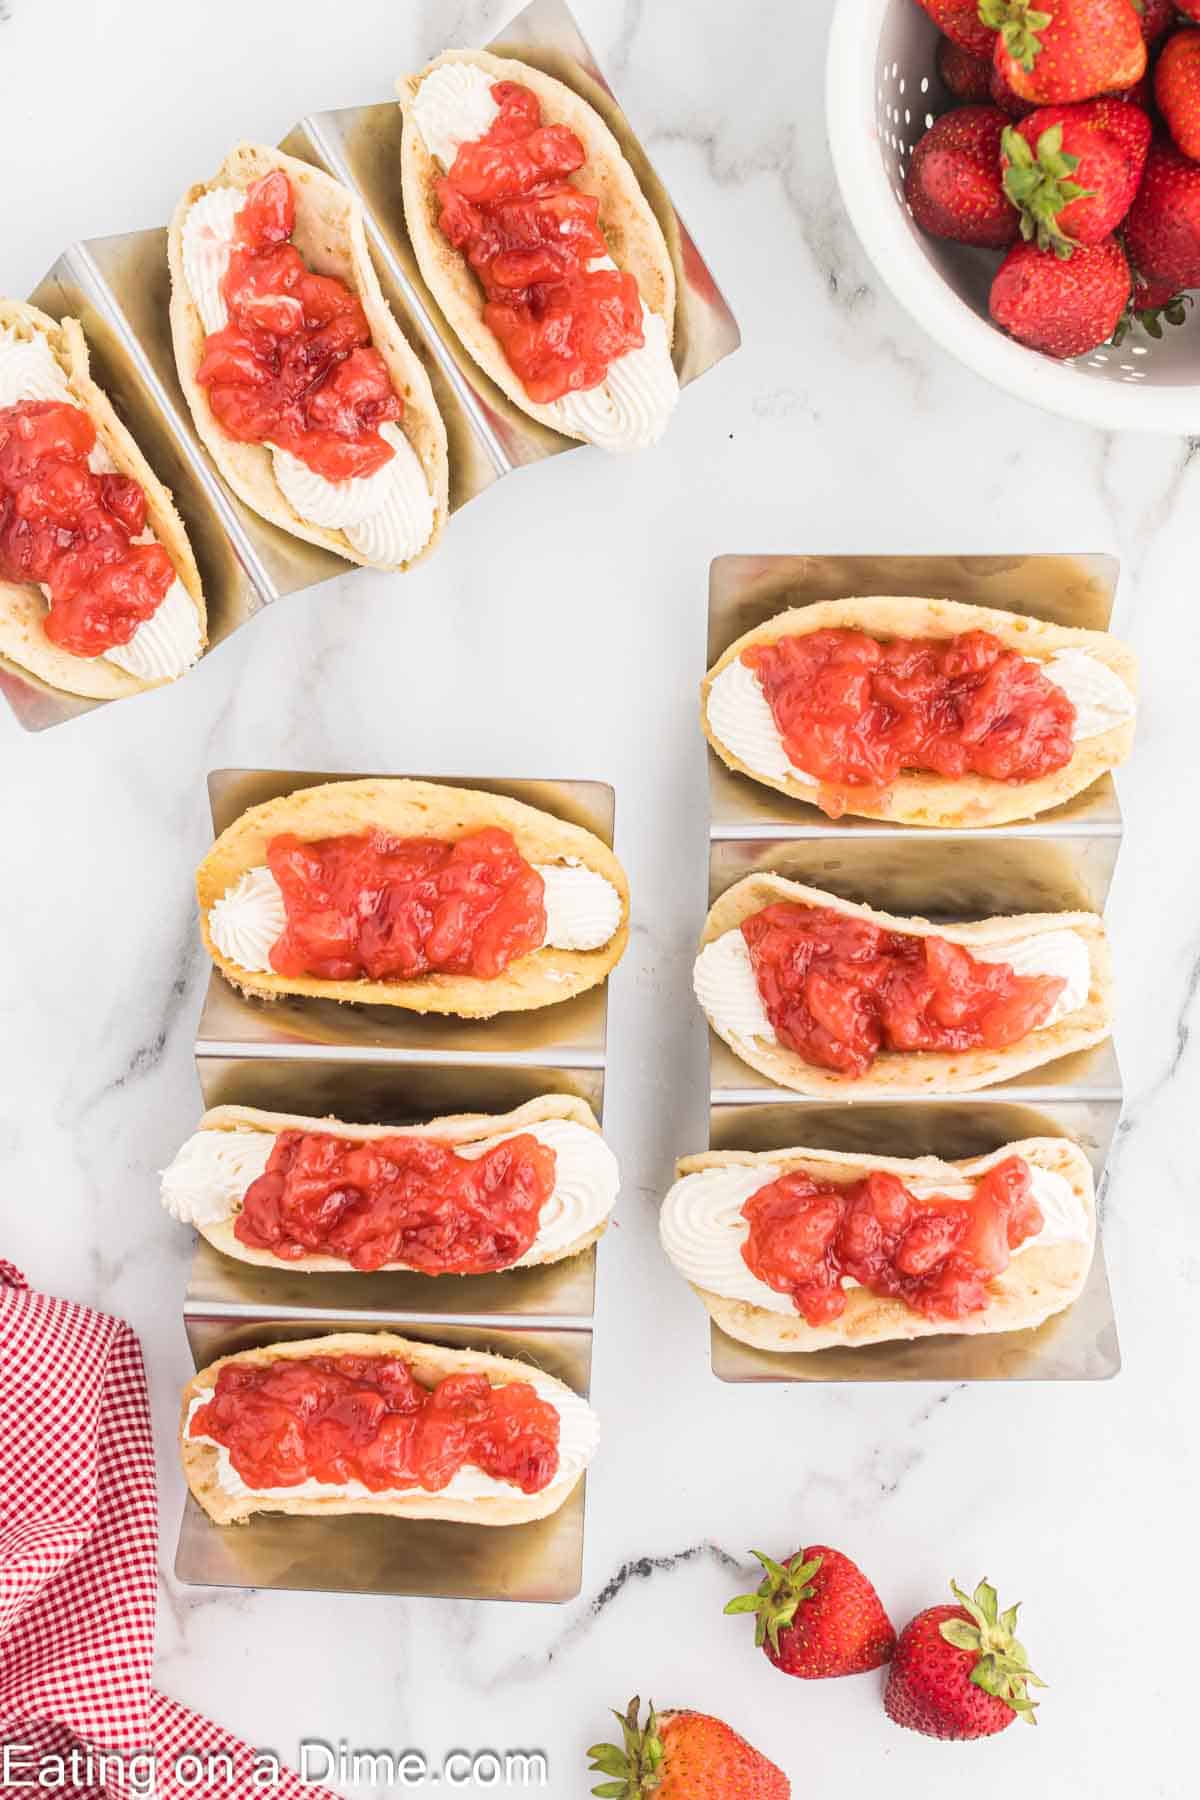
[6,0,740,734]
[177,762,623,1600]
[697,552,1126,1385]
[175,1315,593,1603]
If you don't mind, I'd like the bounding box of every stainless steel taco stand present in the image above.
[175,767,623,1602]
[698,552,1125,1385]
[9,0,739,733]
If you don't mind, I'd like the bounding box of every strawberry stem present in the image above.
[725,1549,823,1656]
[940,1578,1047,1725]
[588,1698,665,1797]
[1001,124,1093,259]
[979,0,1053,72]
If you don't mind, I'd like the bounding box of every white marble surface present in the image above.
[0,0,1195,1794]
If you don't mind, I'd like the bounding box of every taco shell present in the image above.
[398,49,676,437]
[702,595,1137,827]
[197,776,630,1016]
[697,872,1111,1095]
[184,1093,612,1272]
[182,1330,592,1527]
[168,143,448,568]
[669,1136,1096,1352]
[0,299,206,701]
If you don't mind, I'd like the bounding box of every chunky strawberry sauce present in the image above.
[746,629,1076,804]
[191,1355,560,1495]
[743,904,1066,1077]
[195,171,402,480]
[742,1156,1043,1325]
[235,1128,556,1272]
[266,825,546,982]
[436,81,644,402]
[0,401,175,655]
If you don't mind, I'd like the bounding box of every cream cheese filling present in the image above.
[208,860,622,975]
[179,189,435,566]
[693,923,1091,1055]
[161,1115,619,1262]
[408,62,679,452]
[186,1375,598,1503]
[660,1159,1090,1314]
[0,326,202,681]
[706,647,1136,789]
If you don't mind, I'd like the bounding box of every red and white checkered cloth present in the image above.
[0,1263,334,1799]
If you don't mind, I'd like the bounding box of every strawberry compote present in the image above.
[745,629,1076,801]
[741,1156,1043,1325]
[191,1355,560,1495]
[743,904,1066,1076]
[195,171,402,479]
[266,825,547,982]
[0,400,175,655]
[435,81,644,402]
[235,1128,556,1272]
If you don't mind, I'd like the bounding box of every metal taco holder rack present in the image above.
[699,552,1124,1385]
[7,0,740,733]
[176,767,622,1604]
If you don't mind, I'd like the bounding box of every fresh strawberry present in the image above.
[1124,136,1200,288]
[916,0,998,57]
[991,61,1038,113]
[1135,0,1180,40]
[884,1578,1046,1741]
[725,1546,896,1679]
[1176,0,1200,20]
[1001,99,1151,253]
[588,1699,789,1799]
[990,233,1132,352]
[983,0,1147,104]
[938,35,996,101]
[905,106,1021,246]
[1156,28,1200,158]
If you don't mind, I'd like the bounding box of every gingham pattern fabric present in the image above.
[0,1266,334,1800]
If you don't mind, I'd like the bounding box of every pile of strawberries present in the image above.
[587,1546,1044,1795]
[904,0,1200,357]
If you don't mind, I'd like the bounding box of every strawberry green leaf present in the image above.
[588,1700,667,1798]
[943,1578,1045,1725]
[979,1,1053,72]
[941,1620,983,1652]
[1001,124,1092,257]
[726,1550,823,1655]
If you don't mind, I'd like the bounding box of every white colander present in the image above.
[826,0,1200,432]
